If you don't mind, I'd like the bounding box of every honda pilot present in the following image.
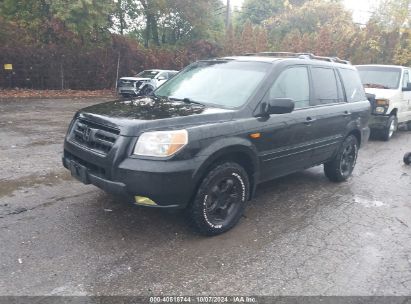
[63,52,371,235]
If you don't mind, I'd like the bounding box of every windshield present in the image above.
[357,66,401,89]
[155,61,271,108]
[137,70,159,79]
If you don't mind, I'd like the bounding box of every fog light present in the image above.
[134,196,157,206]
[375,107,385,114]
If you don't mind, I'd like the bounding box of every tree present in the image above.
[0,0,115,45]
[236,0,309,26]
[265,0,357,58]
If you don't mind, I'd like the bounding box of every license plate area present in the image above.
[69,160,90,184]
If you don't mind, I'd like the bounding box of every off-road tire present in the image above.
[404,152,411,165]
[187,162,250,236]
[324,135,359,182]
[381,115,397,141]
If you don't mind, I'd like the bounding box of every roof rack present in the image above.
[244,52,351,65]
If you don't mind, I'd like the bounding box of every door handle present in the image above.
[304,117,316,125]
[343,111,352,116]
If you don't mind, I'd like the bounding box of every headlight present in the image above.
[376,98,389,106]
[375,106,386,114]
[133,130,188,157]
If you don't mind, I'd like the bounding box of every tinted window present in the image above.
[311,67,339,105]
[269,66,310,109]
[339,69,367,102]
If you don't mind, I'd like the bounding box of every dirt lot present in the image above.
[1,98,411,296]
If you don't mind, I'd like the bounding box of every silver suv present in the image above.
[117,69,178,97]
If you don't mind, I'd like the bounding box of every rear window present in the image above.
[339,69,367,102]
[311,67,340,105]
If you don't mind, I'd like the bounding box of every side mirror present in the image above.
[157,76,166,81]
[260,98,295,116]
[402,82,411,91]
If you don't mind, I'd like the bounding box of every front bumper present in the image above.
[369,115,391,130]
[118,88,139,96]
[63,140,199,209]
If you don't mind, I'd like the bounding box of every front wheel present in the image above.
[139,85,154,96]
[324,135,359,182]
[381,115,397,141]
[187,162,250,236]
[404,152,411,165]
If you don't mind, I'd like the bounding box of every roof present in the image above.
[216,52,352,68]
[355,64,407,70]
[144,69,179,72]
[222,56,282,63]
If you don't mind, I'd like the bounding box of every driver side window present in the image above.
[269,66,310,109]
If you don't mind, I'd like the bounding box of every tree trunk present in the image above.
[151,15,160,46]
[144,14,151,47]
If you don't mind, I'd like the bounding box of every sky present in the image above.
[228,0,381,24]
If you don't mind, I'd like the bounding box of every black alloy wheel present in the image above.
[324,135,359,182]
[188,162,250,236]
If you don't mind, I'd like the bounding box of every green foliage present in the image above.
[235,0,310,26]
[2,0,411,90]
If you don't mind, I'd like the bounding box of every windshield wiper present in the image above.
[169,97,205,106]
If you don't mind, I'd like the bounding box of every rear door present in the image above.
[306,66,351,164]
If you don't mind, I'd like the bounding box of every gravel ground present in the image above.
[1,98,411,296]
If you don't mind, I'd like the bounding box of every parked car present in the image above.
[117,69,178,98]
[63,52,370,235]
[356,64,411,141]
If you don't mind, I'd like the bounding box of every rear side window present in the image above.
[269,66,310,109]
[339,69,367,102]
[311,67,339,106]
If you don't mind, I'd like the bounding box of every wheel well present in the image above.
[390,108,398,116]
[348,129,361,146]
[193,151,256,202]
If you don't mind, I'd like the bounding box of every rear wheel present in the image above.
[381,115,397,141]
[187,162,250,236]
[404,152,411,165]
[324,135,359,182]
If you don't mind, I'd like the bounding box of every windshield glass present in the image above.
[155,61,271,108]
[357,66,401,89]
[137,70,159,79]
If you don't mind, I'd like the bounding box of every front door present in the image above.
[253,65,319,181]
[401,69,411,122]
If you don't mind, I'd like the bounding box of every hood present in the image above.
[77,96,235,136]
[364,88,399,100]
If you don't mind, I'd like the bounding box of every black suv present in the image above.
[63,52,370,235]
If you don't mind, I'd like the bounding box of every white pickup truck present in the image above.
[117,69,178,98]
[356,65,411,141]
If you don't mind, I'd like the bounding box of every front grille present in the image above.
[118,80,136,87]
[70,118,120,155]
